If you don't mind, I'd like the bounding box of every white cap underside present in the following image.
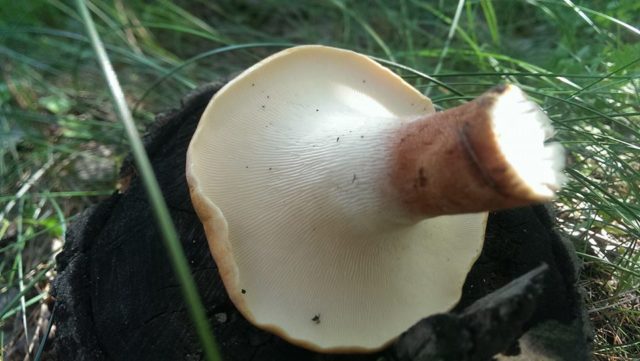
[188,45,487,351]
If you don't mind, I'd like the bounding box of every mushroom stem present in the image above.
[390,84,564,218]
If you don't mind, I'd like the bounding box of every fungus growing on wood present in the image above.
[186,45,564,353]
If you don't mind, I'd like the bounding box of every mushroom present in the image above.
[186,45,565,353]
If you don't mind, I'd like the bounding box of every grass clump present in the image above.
[1,1,638,360]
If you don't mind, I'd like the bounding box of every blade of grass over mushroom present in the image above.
[74,1,222,360]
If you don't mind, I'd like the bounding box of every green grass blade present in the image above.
[133,42,293,113]
[535,0,640,37]
[33,302,56,361]
[579,7,640,36]
[480,0,500,45]
[412,0,495,74]
[16,200,29,344]
[562,0,603,36]
[74,1,222,360]
[0,293,47,321]
[371,57,465,96]
[330,0,395,61]
[0,266,51,320]
[431,0,465,78]
[577,252,640,278]
[562,57,640,101]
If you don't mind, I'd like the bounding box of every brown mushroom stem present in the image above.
[390,85,560,218]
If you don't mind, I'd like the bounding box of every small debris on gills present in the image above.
[312,314,320,324]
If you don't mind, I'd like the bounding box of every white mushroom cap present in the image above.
[186,45,563,352]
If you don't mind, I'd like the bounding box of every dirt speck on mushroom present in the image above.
[418,168,428,187]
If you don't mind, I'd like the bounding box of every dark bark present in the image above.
[52,83,591,361]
